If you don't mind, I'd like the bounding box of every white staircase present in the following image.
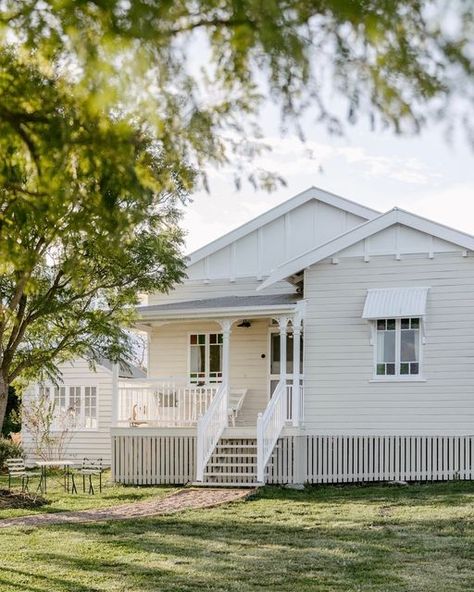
[194,437,275,487]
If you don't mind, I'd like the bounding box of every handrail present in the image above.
[257,380,287,483]
[196,382,228,482]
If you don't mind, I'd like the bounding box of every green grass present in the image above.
[0,481,473,591]
[0,470,174,518]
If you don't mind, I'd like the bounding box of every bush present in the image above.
[0,437,23,470]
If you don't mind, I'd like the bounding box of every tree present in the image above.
[0,51,191,428]
[1,1,472,183]
[0,2,472,429]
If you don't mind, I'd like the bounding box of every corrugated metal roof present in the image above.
[362,287,430,319]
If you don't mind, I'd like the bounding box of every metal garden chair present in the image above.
[70,458,104,494]
[5,458,43,493]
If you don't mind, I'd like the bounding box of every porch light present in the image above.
[237,320,251,328]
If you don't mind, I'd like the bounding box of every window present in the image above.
[40,385,98,430]
[375,318,421,378]
[189,333,223,384]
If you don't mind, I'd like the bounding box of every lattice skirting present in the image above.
[111,434,474,485]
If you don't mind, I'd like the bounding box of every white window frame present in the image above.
[38,383,99,431]
[371,317,425,382]
[188,332,223,385]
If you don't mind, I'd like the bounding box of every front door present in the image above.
[269,329,304,396]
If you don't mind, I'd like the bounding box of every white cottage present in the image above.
[29,186,474,485]
[23,358,145,464]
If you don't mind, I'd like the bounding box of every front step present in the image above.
[201,437,259,486]
[191,481,263,488]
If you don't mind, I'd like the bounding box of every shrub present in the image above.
[0,437,23,470]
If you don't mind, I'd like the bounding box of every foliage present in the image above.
[0,50,191,426]
[0,0,472,181]
[0,436,22,469]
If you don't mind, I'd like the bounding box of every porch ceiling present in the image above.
[136,294,301,322]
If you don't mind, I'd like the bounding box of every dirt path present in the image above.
[0,487,254,529]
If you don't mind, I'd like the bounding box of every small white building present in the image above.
[25,187,474,485]
[23,358,145,464]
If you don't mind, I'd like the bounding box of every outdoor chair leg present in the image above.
[99,472,102,493]
[70,474,78,495]
[82,474,85,493]
[88,474,94,495]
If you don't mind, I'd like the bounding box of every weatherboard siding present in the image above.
[22,358,113,464]
[303,251,474,435]
[149,319,272,423]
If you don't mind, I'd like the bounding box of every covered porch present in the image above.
[111,294,305,485]
[112,294,305,430]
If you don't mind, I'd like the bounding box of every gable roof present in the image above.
[259,208,474,290]
[187,186,380,266]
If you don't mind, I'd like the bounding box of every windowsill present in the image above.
[369,377,426,383]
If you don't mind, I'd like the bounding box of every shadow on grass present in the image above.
[1,482,473,592]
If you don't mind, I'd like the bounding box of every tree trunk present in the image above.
[0,374,9,433]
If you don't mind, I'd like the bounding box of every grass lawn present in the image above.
[0,470,175,518]
[0,480,473,591]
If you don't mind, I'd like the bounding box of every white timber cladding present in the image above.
[22,358,113,464]
[148,319,272,424]
[186,201,366,281]
[303,251,474,435]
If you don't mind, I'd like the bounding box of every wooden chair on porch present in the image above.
[227,388,248,427]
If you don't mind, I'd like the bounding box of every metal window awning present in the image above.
[362,287,430,319]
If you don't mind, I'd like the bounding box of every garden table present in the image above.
[35,460,77,494]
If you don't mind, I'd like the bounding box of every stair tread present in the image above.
[191,482,263,488]
[205,472,257,477]
[213,453,258,458]
[207,463,257,468]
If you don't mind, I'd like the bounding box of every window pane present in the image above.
[270,333,280,374]
[377,330,395,364]
[411,318,420,329]
[377,319,386,331]
[198,334,205,345]
[400,363,409,375]
[410,362,419,375]
[401,329,419,362]
[401,318,410,330]
[84,386,97,429]
[209,343,222,374]
[376,364,386,375]
[190,334,197,345]
[386,319,396,331]
[190,345,205,373]
[386,363,396,375]
[68,386,82,428]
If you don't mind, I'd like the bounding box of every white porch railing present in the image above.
[196,382,228,482]
[285,380,304,424]
[118,379,218,427]
[257,380,287,483]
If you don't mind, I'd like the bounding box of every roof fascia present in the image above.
[138,303,298,322]
[187,186,380,266]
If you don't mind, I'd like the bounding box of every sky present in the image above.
[182,110,474,255]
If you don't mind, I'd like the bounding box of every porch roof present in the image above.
[137,294,301,321]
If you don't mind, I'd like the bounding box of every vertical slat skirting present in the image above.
[305,435,474,484]
[112,434,196,485]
